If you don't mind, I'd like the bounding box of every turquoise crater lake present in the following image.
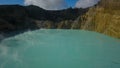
[0,29,120,68]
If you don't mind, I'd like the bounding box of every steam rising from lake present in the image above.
[0,29,120,68]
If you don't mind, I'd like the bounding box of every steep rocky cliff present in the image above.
[0,0,120,39]
[80,0,120,38]
[0,5,88,31]
[0,5,88,38]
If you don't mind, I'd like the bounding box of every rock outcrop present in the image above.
[80,0,120,38]
[0,5,88,30]
[0,5,88,38]
[0,0,120,39]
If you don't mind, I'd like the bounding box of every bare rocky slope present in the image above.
[0,0,120,39]
[0,5,88,31]
[80,0,120,38]
[0,5,88,38]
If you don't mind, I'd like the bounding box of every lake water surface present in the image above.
[0,29,120,68]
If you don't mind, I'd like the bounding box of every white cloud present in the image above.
[24,0,67,10]
[75,0,100,8]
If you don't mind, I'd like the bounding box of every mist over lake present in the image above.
[0,29,120,68]
[0,0,120,68]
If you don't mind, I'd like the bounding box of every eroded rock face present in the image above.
[0,0,119,39]
[0,5,88,35]
[80,0,120,38]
